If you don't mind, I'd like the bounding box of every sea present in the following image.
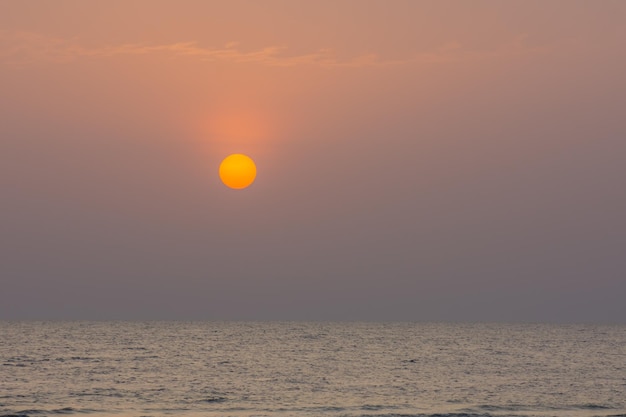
[1,321,624,417]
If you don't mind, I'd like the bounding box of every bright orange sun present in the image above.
[219,154,257,189]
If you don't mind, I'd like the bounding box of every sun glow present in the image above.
[219,154,257,189]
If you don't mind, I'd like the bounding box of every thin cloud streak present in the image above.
[1,30,550,69]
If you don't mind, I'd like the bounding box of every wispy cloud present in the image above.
[0,30,548,69]
[0,30,394,68]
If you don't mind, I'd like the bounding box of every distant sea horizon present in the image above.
[3,318,626,325]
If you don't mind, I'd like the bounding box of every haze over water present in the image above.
[2,321,625,417]
[2,1,625,323]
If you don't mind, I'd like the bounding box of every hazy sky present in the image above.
[1,1,625,322]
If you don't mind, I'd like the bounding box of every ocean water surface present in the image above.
[1,321,624,417]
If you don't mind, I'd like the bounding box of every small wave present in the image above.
[477,404,528,411]
[319,406,346,412]
[428,414,492,417]
[358,413,491,417]
[580,404,612,410]
[132,355,160,360]
[201,396,227,403]
[476,403,618,413]
[8,408,76,416]
[51,408,76,414]
[361,405,389,411]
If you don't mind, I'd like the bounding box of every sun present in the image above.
[219,154,257,189]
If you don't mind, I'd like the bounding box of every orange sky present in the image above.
[1,1,625,321]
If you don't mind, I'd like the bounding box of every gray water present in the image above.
[1,321,624,417]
